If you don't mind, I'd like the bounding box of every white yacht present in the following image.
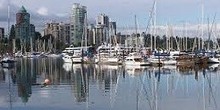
[62,54,85,63]
[62,46,92,63]
[95,54,122,65]
[208,57,220,63]
[62,54,90,63]
[95,44,123,65]
[124,52,151,66]
[149,51,178,65]
[0,56,16,68]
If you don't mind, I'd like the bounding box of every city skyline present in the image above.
[0,0,220,33]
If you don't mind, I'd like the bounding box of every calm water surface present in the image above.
[0,58,220,110]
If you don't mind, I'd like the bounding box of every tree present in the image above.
[35,32,42,40]
[9,25,15,40]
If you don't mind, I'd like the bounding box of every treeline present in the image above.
[122,32,217,51]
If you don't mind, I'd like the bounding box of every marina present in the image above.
[0,57,220,110]
[1,0,220,110]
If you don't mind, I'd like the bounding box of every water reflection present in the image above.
[71,64,88,102]
[0,58,220,110]
[17,59,32,103]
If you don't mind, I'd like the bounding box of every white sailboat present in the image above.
[1,0,15,68]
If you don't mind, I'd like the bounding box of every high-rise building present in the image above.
[94,14,110,46]
[15,6,35,48]
[96,14,109,28]
[61,23,71,45]
[44,22,60,40]
[88,24,95,46]
[0,27,4,39]
[44,22,71,45]
[70,3,87,46]
[109,22,116,35]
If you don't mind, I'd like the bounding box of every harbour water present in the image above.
[0,58,220,110]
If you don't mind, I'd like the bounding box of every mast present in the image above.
[30,37,33,53]
[135,15,138,51]
[7,0,11,55]
[207,18,211,51]
[147,0,156,51]
[150,15,153,51]
[201,0,204,50]
[207,14,216,51]
[84,11,88,48]
[165,24,168,50]
[7,0,10,39]
[153,0,157,50]
[185,22,188,51]
[81,11,87,48]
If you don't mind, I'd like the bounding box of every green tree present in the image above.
[9,25,15,40]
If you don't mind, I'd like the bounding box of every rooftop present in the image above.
[18,6,27,13]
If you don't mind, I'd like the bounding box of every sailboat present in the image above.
[1,0,16,68]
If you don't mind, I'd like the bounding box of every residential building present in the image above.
[44,22,71,45]
[70,3,87,46]
[88,24,95,46]
[96,14,109,28]
[62,23,71,45]
[44,22,60,39]
[95,14,110,46]
[109,22,116,35]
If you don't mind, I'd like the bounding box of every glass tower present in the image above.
[70,3,87,46]
[15,6,35,52]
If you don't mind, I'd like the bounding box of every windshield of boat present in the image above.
[134,58,142,62]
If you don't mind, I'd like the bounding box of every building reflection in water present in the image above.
[94,65,119,92]
[68,64,121,102]
[71,64,88,102]
[1,57,219,110]
[16,59,33,103]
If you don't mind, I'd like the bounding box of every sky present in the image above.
[0,0,220,34]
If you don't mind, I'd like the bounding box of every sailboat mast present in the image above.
[7,0,11,55]
[135,15,138,51]
[153,0,157,50]
[7,0,10,39]
[31,37,33,53]
[150,16,153,51]
[201,0,204,50]
[84,11,88,48]
[207,18,210,50]
[185,22,188,51]
[165,24,168,50]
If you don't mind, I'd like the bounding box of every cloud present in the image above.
[37,7,48,16]
[0,0,4,9]
[0,0,18,25]
[0,0,69,33]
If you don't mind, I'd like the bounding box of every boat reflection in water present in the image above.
[0,58,220,110]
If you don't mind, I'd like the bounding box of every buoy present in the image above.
[44,79,50,85]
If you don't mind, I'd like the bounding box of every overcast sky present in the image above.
[0,0,220,33]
